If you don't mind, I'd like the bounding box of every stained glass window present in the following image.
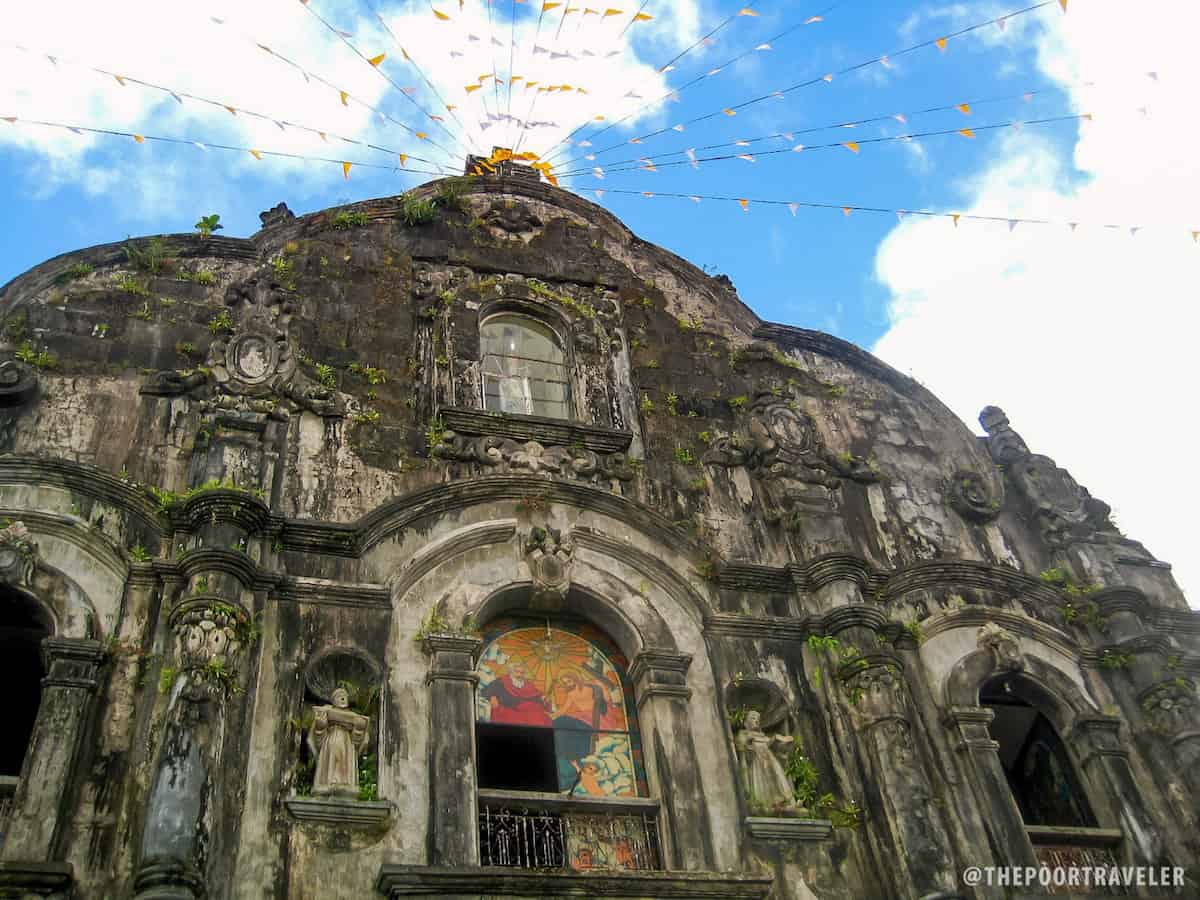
[475,617,647,798]
[480,314,570,420]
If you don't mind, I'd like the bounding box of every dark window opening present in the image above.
[477,723,558,793]
[982,678,1097,828]
[0,586,51,777]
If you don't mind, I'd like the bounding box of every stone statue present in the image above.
[735,710,804,814]
[307,687,369,799]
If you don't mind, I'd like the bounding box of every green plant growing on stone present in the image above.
[114,274,150,296]
[526,279,596,319]
[677,314,703,331]
[728,705,759,730]
[639,395,654,414]
[123,237,171,275]
[1101,650,1133,670]
[400,194,437,226]
[646,359,659,369]
[176,341,196,358]
[665,392,679,416]
[315,363,338,389]
[15,342,57,369]
[271,256,293,280]
[435,177,470,212]
[728,395,748,410]
[674,446,696,465]
[357,752,379,801]
[352,407,381,425]
[132,301,153,321]
[904,621,925,644]
[348,363,388,385]
[55,261,94,284]
[208,310,234,334]
[414,600,478,644]
[425,416,447,454]
[331,210,370,229]
[158,666,179,695]
[194,214,223,237]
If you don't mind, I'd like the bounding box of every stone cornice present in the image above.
[703,613,809,641]
[273,577,391,609]
[375,865,775,899]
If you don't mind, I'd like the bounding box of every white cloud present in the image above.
[872,0,1200,606]
[0,0,702,198]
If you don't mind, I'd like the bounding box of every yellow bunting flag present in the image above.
[342,162,352,179]
[133,134,145,144]
[465,84,482,92]
[594,115,605,121]
[368,53,386,66]
[958,128,976,138]
[952,214,961,227]
[843,141,859,152]
[842,207,852,217]
[433,9,450,20]
[415,132,428,140]
[723,108,736,116]
[634,12,652,21]
[738,8,757,15]
[956,103,971,115]
[822,73,833,83]
[446,104,457,111]
[249,149,263,160]
[1058,0,1067,10]
[339,91,350,106]
[642,192,654,198]
[738,199,749,211]
[603,8,622,17]
[224,105,238,116]
[398,154,408,167]
[641,161,657,171]
[543,1,561,9]
[114,74,127,86]
[935,37,947,51]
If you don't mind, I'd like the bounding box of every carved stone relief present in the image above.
[979,406,1119,548]
[977,622,1023,672]
[433,431,634,484]
[524,526,574,608]
[946,470,1003,523]
[1139,679,1198,736]
[0,519,38,586]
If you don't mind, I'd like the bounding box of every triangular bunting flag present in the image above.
[957,103,971,115]
[132,133,145,144]
[843,141,859,152]
[603,8,622,17]
[722,108,736,116]
[792,144,805,152]
[738,199,749,211]
[398,154,408,167]
[959,128,975,138]
[893,113,907,123]
[593,167,604,178]
[935,37,947,51]
[686,149,698,168]
[738,8,758,15]
[842,207,852,217]
[789,203,799,216]
[804,15,822,24]
[1058,0,1067,11]
[1008,220,1018,232]
[342,162,352,179]
[339,91,349,106]
[634,12,652,21]
[822,73,833,83]
[433,9,450,20]
[738,154,755,162]
[952,214,961,227]
[689,196,702,203]
[249,148,262,159]
[756,43,771,51]
[368,53,386,66]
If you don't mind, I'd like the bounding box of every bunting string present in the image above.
[554,83,1078,172]
[0,115,444,178]
[199,9,460,169]
[364,0,490,154]
[538,0,766,160]
[559,113,1090,178]
[557,0,1061,165]
[584,187,1195,240]
[545,0,846,165]
[0,42,447,169]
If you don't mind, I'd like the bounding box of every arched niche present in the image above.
[0,583,52,776]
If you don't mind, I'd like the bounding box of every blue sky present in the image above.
[2,0,1197,603]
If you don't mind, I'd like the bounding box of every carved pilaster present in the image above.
[423,634,483,866]
[837,655,956,898]
[628,650,713,871]
[1,638,104,864]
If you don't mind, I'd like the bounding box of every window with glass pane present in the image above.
[481,315,570,419]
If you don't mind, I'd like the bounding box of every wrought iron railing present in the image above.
[1028,826,1129,896]
[0,776,18,848]
[478,792,661,871]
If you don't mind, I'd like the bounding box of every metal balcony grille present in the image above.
[478,801,661,871]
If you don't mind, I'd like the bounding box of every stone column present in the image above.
[944,705,1039,870]
[836,651,957,898]
[422,633,483,866]
[1071,715,1161,865]
[629,650,714,872]
[134,596,250,900]
[1,637,104,863]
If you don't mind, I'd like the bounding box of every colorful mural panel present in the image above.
[476,621,644,798]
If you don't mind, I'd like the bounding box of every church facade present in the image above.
[0,165,1195,899]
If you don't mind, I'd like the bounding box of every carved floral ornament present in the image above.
[1140,679,1198,736]
[702,394,878,488]
[524,525,574,606]
[946,470,1004,523]
[977,622,1024,672]
[433,432,635,483]
[168,598,248,676]
[0,519,38,586]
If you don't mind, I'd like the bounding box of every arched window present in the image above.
[0,585,50,777]
[480,314,570,420]
[474,616,658,871]
[981,675,1097,828]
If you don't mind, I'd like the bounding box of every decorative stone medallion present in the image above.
[228,333,278,385]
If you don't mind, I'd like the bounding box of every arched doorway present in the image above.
[0,584,51,777]
[981,674,1097,828]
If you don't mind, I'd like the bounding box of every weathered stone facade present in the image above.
[0,170,1196,899]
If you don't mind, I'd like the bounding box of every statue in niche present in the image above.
[735,710,805,815]
[308,687,370,799]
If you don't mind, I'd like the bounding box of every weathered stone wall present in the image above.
[0,174,1195,899]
